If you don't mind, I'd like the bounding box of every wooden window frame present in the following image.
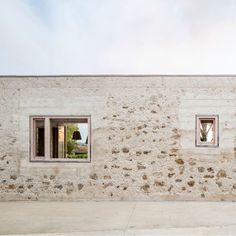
[30,115,91,163]
[195,115,219,147]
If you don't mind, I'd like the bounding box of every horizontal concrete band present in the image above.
[0,76,236,88]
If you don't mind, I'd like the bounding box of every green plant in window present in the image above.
[66,124,78,155]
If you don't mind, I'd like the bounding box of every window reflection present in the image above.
[200,119,214,143]
[50,118,88,159]
[35,120,45,156]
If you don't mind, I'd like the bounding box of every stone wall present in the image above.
[0,76,236,201]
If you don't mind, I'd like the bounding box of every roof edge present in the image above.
[1,74,236,77]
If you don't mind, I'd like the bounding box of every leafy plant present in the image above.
[66,124,78,155]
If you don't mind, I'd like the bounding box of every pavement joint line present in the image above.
[123,202,137,235]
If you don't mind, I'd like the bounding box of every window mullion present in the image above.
[88,116,91,161]
[45,117,51,160]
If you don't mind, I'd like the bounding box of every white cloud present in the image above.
[0,0,236,74]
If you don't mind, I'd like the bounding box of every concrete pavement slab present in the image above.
[0,201,236,235]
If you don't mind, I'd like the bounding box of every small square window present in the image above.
[30,116,91,162]
[195,115,219,147]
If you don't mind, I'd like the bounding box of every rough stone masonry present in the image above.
[0,76,236,201]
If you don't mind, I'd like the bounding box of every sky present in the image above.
[0,0,236,75]
[77,123,87,144]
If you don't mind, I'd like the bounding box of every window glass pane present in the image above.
[50,118,88,159]
[200,119,214,143]
[35,120,45,156]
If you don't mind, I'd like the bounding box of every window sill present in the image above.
[195,142,219,148]
[30,158,91,163]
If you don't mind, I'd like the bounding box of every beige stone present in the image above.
[0,75,236,201]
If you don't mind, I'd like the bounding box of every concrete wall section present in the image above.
[0,76,235,201]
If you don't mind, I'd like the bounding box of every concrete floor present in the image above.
[1,201,236,235]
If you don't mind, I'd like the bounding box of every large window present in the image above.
[195,115,219,147]
[30,116,91,162]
